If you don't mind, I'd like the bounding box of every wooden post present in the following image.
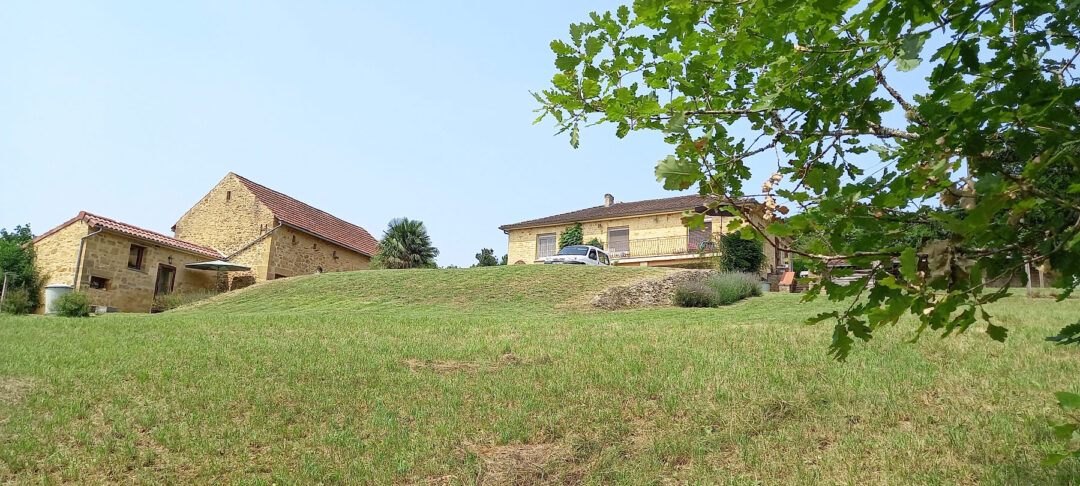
[1039,267,1046,289]
[0,273,7,313]
[1025,262,1033,296]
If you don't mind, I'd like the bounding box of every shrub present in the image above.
[0,225,45,311]
[585,237,604,249]
[1,287,33,315]
[151,289,220,312]
[54,291,91,317]
[719,232,764,273]
[707,272,762,305]
[559,223,583,249]
[673,281,719,308]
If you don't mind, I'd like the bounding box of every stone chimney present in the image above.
[604,193,614,207]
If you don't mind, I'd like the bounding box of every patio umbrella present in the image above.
[184,260,251,271]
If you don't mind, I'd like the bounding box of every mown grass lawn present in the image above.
[1,266,1078,484]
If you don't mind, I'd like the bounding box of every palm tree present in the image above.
[372,218,439,269]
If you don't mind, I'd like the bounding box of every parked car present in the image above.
[542,245,611,265]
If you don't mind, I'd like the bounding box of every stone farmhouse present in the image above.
[32,173,377,313]
[499,193,789,272]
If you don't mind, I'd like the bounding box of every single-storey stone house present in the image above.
[499,193,790,273]
[32,173,377,313]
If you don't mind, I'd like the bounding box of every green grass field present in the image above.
[1,265,1078,484]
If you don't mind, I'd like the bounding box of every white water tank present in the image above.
[44,284,73,314]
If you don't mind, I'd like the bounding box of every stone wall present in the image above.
[505,211,777,266]
[31,219,91,313]
[173,173,276,255]
[77,231,217,312]
[226,237,273,287]
[267,226,370,278]
[590,269,719,310]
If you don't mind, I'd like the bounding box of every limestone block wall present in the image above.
[505,211,736,265]
[31,220,91,313]
[77,231,216,312]
[173,174,275,255]
[225,237,273,288]
[266,226,370,279]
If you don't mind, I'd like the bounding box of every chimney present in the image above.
[604,193,614,207]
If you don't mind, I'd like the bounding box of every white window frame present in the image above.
[607,226,630,254]
[536,233,557,258]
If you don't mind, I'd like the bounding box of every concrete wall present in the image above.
[173,173,276,255]
[267,226,370,279]
[31,220,91,313]
[77,231,217,312]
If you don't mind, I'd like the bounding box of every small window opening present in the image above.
[226,190,232,201]
[332,250,337,259]
[128,244,146,270]
[292,235,297,244]
[89,276,109,290]
[312,243,317,250]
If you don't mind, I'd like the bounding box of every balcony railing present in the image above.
[607,234,719,260]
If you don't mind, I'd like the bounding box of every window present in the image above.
[292,235,297,244]
[598,252,610,265]
[128,244,145,270]
[226,190,232,201]
[537,233,557,258]
[607,227,629,254]
[587,249,597,260]
[89,276,109,290]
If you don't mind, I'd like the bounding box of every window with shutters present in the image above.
[607,227,629,254]
[536,233,557,258]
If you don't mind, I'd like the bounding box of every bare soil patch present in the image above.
[468,442,573,485]
[0,377,35,405]
[402,353,527,373]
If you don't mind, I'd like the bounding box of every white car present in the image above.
[541,245,611,265]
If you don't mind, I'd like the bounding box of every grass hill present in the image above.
[1,266,1079,484]
[184,265,675,314]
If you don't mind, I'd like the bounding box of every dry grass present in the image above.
[468,442,574,485]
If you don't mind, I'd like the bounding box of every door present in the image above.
[688,220,713,252]
[155,264,176,296]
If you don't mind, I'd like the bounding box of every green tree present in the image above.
[371,218,439,269]
[536,0,1080,360]
[720,232,764,274]
[559,223,584,249]
[0,225,43,314]
[474,248,498,267]
[500,254,508,265]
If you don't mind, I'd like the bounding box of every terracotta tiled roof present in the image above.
[34,211,223,259]
[499,194,746,231]
[232,173,378,256]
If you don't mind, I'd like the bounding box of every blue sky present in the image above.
[0,2,926,266]
[1,1,708,267]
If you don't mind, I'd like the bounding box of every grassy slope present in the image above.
[0,265,1078,484]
